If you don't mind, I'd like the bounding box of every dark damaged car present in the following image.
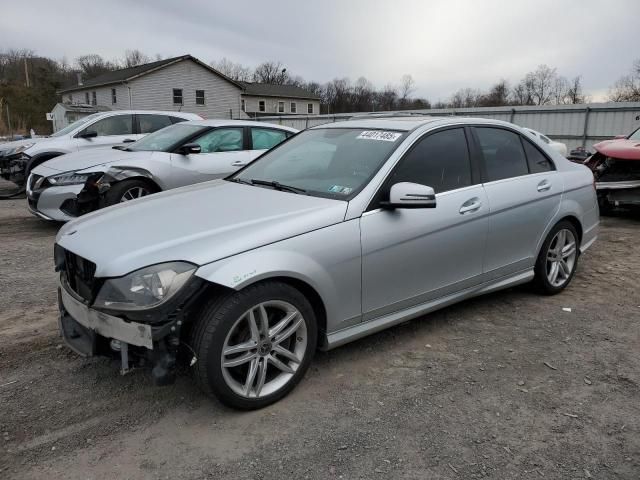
[586,126,640,212]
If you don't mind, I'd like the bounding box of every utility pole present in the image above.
[24,58,30,88]
[6,102,13,138]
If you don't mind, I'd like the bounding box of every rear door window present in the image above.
[251,128,288,150]
[522,139,555,173]
[138,114,173,134]
[475,127,529,181]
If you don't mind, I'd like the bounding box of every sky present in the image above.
[1,0,639,102]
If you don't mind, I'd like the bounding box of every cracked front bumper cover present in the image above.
[59,280,154,350]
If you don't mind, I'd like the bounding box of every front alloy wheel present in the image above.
[191,281,317,409]
[221,301,307,399]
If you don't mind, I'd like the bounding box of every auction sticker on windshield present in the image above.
[357,131,402,142]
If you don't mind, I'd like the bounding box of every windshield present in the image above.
[50,113,104,137]
[127,123,207,152]
[629,127,640,141]
[232,128,406,199]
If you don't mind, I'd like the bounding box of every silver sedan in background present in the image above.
[54,116,599,409]
[27,120,297,221]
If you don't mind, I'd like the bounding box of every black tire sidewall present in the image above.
[197,282,317,410]
[104,179,155,206]
[534,221,580,294]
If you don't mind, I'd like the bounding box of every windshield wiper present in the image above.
[228,177,253,186]
[249,179,307,194]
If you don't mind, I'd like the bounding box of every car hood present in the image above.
[33,148,150,174]
[593,138,640,160]
[56,180,348,277]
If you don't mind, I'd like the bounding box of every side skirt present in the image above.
[324,269,534,350]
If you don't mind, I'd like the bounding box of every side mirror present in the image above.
[179,143,202,155]
[78,130,97,139]
[381,182,436,209]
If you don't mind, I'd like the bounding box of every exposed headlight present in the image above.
[94,262,196,311]
[48,172,92,185]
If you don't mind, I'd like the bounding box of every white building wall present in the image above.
[61,59,249,119]
[128,60,247,119]
[243,96,320,115]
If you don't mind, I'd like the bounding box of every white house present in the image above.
[240,82,321,117]
[58,55,247,120]
[57,55,321,123]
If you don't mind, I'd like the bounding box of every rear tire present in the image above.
[533,220,580,295]
[190,281,317,410]
[104,178,156,206]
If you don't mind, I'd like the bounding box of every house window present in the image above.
[91,91,97,106]
[290,102,297,113]
[111,88,117,104]
[241,99,245,112]
[307,103,314,114]
[278,101,285,113]
[85,92,90,104]
[196,90,205,105]
[258,100,265,112]
[173,88,183,105]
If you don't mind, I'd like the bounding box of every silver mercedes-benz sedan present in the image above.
[54,116,599,409]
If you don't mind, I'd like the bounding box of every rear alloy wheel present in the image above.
[534,221,579,294]
[191,281,317,410]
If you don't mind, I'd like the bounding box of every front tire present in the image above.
[533,220,580,295]
[190,281,317,410]
[104,179,156,206]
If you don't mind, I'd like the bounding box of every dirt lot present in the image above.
[0,193,639,480]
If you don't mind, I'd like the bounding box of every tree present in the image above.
[211,57,252,82]
[565,76,587,104]
[608,59,640,102]
[123,49,151,68]
[75,54,116,79]
[478,80,510,107]
[399,74,415,108]
[253,61,289,84]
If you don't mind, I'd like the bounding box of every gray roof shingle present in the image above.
[240,82,320,100]
[59,55,242,93]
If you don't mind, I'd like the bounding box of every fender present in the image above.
[194,219,363,333]
[100,165,160,186]
[27,151,69,172]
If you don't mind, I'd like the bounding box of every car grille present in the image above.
[55,244,98,302]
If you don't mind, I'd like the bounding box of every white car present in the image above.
[0,110,201,188]
[27,120,297,221]
[524,128,567,157]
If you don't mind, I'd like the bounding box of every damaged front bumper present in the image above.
[0,153,30,187]
[57,273,206,383]
[596,180,640,207]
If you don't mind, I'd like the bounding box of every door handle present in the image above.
[459,198,482,214]
[122,138,135,143]
[231,161,247,167]
[537,180,551,192]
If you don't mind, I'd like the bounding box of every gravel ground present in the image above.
[0,192,639,480]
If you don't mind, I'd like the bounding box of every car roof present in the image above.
[92,110,201,119]
[180,119,298,132]
[312,115,522,133]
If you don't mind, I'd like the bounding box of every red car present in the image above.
[585,126,640,212]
